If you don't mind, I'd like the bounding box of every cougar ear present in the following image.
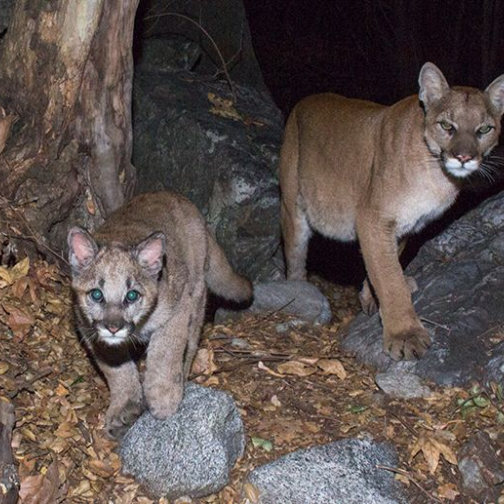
[485,73,504,116]
[68,226,98,275]
[418,62,450,108]
[134,232,166,277]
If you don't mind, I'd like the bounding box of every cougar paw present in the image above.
[105,398,145,441]
[384,326,431,361]
[145,381,183,420]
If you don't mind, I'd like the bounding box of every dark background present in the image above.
[244,0,504,115]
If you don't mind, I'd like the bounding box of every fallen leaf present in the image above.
[257,361,284,377]
[409,434,457,474]
[317,359,347,379]
[3,304,35,340]
[437,483,460,501]
[19,460,60,504]
[0,107,16,154]
[191,348,217,375]
[243,482,261,503]
[277,360,317,377]
[251,436,274,451]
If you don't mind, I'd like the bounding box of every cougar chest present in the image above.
[394,171,458,237]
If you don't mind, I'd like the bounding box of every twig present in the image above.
[0,195,69,266]
[376,465,443,503]
[387,409,418,436]
[254,297,297,323]
[143,12,236,101]
[420,317,450,332]
[8,367,53,399]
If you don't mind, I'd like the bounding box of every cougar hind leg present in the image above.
[282,199,312,281]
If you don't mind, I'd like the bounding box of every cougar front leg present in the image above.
[359,239,418,315]
[94,353,144,440]
[356,214,430,360]
[144,302,191,419]
[281,198,312,280]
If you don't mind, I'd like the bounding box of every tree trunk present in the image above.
[0,400,18,504]
[0,0,138,262]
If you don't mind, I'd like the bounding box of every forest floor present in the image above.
[1,258,503,503]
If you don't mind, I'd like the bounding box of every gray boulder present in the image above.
[244,438,406,504]
[342,190,504,387]
[120,383,245,500]
[458,431,504,502]
[375,371,432,399]
[216,280,332,325]
[133,69,283,281]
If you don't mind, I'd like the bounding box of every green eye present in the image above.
[125,290,140,303]
[89,289,104,302]
[478,125,492,135]
[439,120,454,132]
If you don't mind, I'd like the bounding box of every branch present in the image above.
[143,11,236,101]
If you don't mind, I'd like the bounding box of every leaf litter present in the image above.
[0,258,503,502]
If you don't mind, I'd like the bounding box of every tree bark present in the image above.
[0,400,18,504]
[0,0,138,261]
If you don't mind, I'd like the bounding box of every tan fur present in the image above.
[68,191,252,439]
[280,62,504,361]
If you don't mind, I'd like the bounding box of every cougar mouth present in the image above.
[442,155,479,178]
[96,323,132,345]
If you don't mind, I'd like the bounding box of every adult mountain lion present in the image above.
[280,62,504,361]
[68,191,252,439]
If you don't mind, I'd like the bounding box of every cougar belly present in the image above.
[300,185,357,242]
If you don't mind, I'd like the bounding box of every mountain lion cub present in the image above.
[280,62,504,361]
[68,191,252,439]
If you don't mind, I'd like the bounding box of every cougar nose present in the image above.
[105,322,124,334]
[455,154,473,163]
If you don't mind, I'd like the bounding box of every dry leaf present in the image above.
[0,106,16,155]
[191,348,218,375]
[409,434,457,474]
[19,460,60,504]
[243,482,261,503]
[257,361,284,377]
[207,92,243,122]
[317,359,347,379]
[437,483,460,501]
[3,304,35,339]
[277,360,317,377]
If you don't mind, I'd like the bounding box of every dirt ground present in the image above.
[1,258,503,503]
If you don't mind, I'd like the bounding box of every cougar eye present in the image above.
[477,125,493,135]
[89,288,104,303]
[439,120,455,132]
[125,290,140,303]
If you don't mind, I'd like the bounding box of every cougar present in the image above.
[68,191,252,439]
[280,62,504,361]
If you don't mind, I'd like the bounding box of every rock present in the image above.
[0,0,14,35]
[457,431,504,501]
[135,37,201,73]
[244,438,406,504]
[133,69,283,281]
[342,190,504,387]
[216,281,332,325]
[136,0,267,91]
[375,372,432,399]
[120,383,245,500]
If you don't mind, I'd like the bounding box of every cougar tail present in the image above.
[206,233,253,303]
